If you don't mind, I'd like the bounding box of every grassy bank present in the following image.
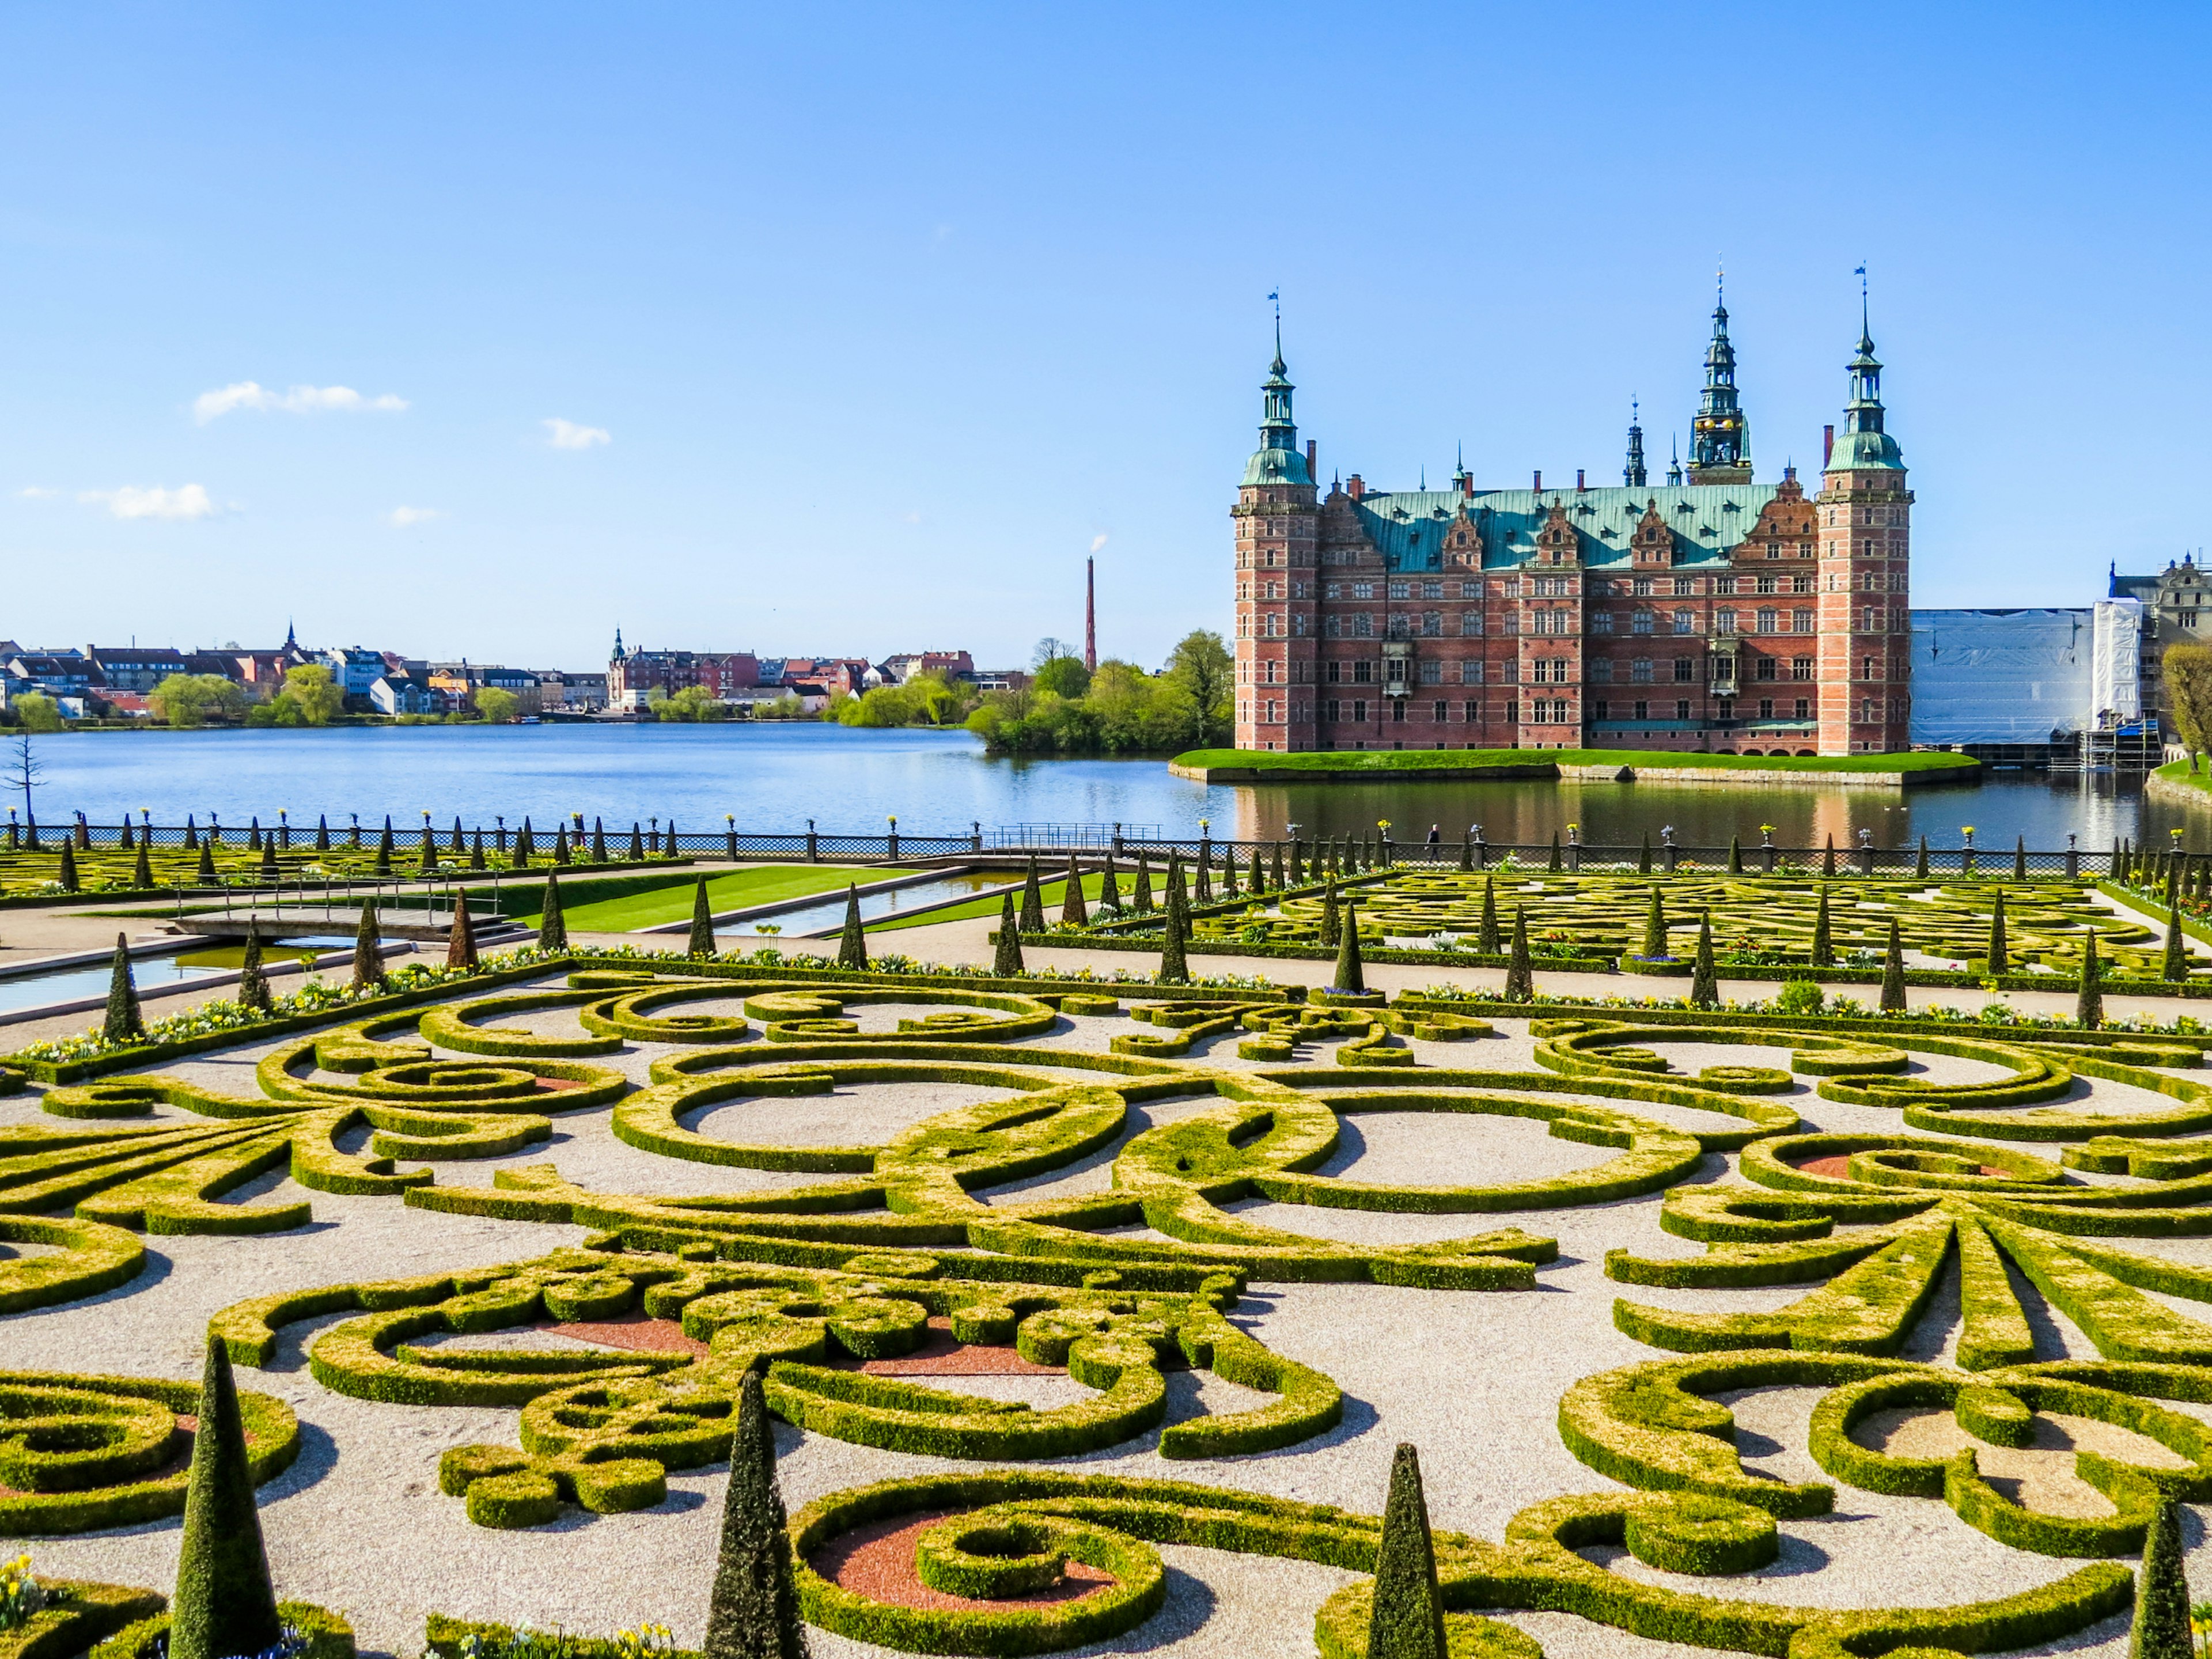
[1171,747,1980,779]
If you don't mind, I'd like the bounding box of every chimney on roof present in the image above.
[1306,440,1317,481]
[1823,424,1835,468]
[1347,474,1365,501]
[1533,470,1541,491]
[1576,469,1586,491]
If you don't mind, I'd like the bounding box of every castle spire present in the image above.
[1687,267,1752,483]
[1623,397,1647,488]
[1826,271,1903,474]
[1241,316,1312,488]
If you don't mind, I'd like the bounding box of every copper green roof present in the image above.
[1349,484,1782,573]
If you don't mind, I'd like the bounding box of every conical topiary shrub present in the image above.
[103,933,143,1044]
[1159,897,1188,983]
[1689,916,1719,1010]
[1365,1443,1446,1659]
[447,895,479,969]
[2166,901,2190,983]
[1020,857,1047,932]
[1477,877,1499,955]
[1333,902,1365,994]
[1062,855,1089,926]
[686,878,717,956]
[1810,889,1833,968]
[2079,930,2104,1030]
[351,903,386,991]
[238,926,271,1014]
[993,891,1024,978]
[2129,1495,2191,1658]
[702,1369,809,1659]
[836,886,866,971]
[1880,918,1907,1014]
[1641,888,1668,960]
[537,872,567,950]
[1987,889,2009,976]
[1502,908,1533,1002]
[169,1339,282,1659]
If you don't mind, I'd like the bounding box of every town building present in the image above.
[1231,292,1914,755]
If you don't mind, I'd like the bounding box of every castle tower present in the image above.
[1623,400,1647,488]
[1815,294,1911,754]
[1687,278,1752,484]
[1231,328,1319,751]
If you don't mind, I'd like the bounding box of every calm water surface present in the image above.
[9,724,2197,851]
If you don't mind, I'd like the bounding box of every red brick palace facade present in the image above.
[1231,297,1912,755]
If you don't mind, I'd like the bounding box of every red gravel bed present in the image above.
[810,1512,1112,1611]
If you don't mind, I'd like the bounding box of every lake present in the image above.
[3,723,2195,852]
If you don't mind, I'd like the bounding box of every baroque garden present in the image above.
[15,840,2212,1659]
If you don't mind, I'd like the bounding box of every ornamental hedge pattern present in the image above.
[23,943,2212,1655]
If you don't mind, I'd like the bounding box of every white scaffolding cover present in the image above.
[2092,598,2143,723]
[1908,608,2099,745]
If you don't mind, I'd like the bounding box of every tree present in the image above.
[1033,656,1092,699]
[12,692,63,733]
[1365,1444,1446,1659]
[277,663,344,725]
[151,673,247,728]
[170,1340,283,1659]
[475,685,521,723]
[1164,630,1234,744]
[703,1370,809,1659]
[8,732,43,833]
[2165,643,2212,771]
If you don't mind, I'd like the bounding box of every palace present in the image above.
[1230,293,1913,755]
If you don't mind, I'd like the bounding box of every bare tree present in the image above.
[8,731,42,828]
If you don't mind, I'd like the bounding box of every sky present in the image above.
[0,2,2206,673]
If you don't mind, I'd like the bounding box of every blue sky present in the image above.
[1,3,2205,673]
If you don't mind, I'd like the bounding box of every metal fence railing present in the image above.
[0,815,2175,884]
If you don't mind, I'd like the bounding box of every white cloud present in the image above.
[1090,533,1109,552]
[79,484,218,520]
[17,486,56,499]
[543,417,611,450]
[387,505,441,528]
[194,381,408,423]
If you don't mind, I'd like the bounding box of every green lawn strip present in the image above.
[867,873,1111,934]
[525,866,925,932]
[1171,747,1979,777]
[2154,760,2212,798]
